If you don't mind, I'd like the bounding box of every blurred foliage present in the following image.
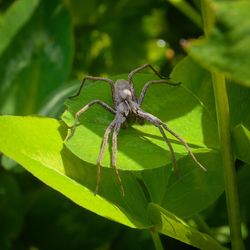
[0,0,249,249]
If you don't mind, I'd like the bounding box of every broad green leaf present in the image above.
[170,56,215,118]
[186,1,250,87]
[0,0,39,56]
[0,115,152,229]
[0,0,73,115]
[232,124,250,164]
[172,56,250,128]
[148,203,228,250]
[141,150,224,218]
[62,73,219,171]
[0,115,226,248]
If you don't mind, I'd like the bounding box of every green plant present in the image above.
[0,0,249,249]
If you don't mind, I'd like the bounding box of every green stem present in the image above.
[169,0,202,28]
[200,1,244,250]
[193,214,213,237]
[150,230,164,250]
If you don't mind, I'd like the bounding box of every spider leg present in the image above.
[128,64,167,85]
[138,79,181,106]
[158,126,179,177]
[67,100,116,141]
[136,110,179,176]
[137,109,207,172]
[68,76,114,100]
[160,122,207,172]
[95,119,116,195]
[112,120,125,196]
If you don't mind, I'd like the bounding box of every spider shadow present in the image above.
[80,118,184,171]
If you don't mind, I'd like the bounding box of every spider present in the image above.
[67,64,207,196]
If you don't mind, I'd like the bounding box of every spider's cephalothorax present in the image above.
[67,64,207,196]
[113,79,144,126]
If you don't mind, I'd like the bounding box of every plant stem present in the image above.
[193,214,213,237]
[150,230,164,250]
[169,0,202,28]
[200,1,244,250]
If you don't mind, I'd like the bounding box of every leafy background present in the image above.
[0,0,250,249]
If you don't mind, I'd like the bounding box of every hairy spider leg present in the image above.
[68,76,114,100]
[136,109,179,176]
[128,64,167,85]
[66,100,116,141]
[112,119,126,196]
[95,119,116,195]
[138,79,181,106]
[160,122,207,172]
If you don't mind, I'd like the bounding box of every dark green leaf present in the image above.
[0,172,24,250]
[0,0,73,115]
[21,188,121,250]
[237,164,250,223]
[38,80,80,118]
[0,0,39,56]
[142,150,224,218]
[232,124,250,164]
[186,1,250,87]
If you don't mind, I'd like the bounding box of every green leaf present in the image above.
[38,80,80,118]
[0,0,39,56]
[227,83,250,128]
[0,115,152,229]
[62,73,219,171]
[142,150,224,218]
[172,56,250,129]
[0,117,226,249]
[170,56,215,118]
[148,203,228,250]
[0,0,73,115]
[232,124,250,164]
[186,1,250,87]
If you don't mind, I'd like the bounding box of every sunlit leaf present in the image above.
[0,115,152,229]
[0,115,226,248]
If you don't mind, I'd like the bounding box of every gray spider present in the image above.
[67,64,207,196]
